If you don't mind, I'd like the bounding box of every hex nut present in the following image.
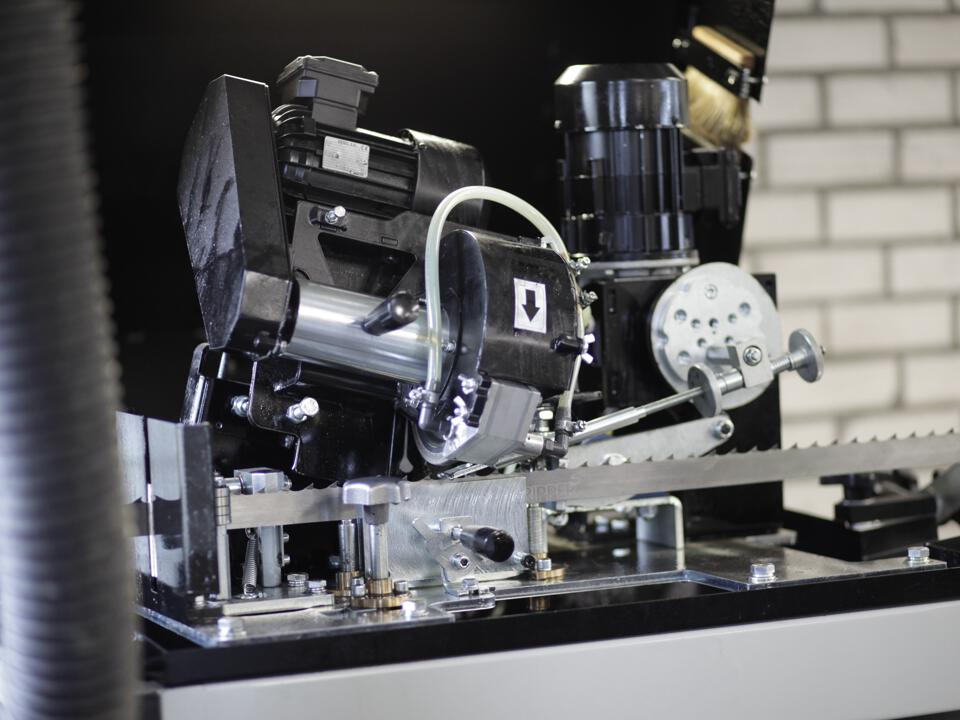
[286,572,308,587]
[907,546,931,564]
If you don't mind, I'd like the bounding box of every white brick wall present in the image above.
[742,1,960,446]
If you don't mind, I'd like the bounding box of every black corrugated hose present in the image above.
[0,1,135,718]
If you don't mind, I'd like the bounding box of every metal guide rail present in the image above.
[227,432,960,529]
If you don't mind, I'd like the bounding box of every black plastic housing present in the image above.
[177,75,293,358]
[273,56,485,226]
[556,63,693,260]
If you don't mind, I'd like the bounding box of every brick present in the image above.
[750,248,883,302]
[779,306,827,346]
[841,409,960,441]
[827,187,953,241]
[901,129,960,181]
[903,131,960,182]
[823,0,947,10]
[744,192,821,245]
[826,73,951,126]
[827,299,953,353]
[890,245,960,294]
[766,132,894,187]
[894,17,960,67]
[753,77,821,131]
[781,419,840,448]
[780,358,897,416]
[768,18,888,72]
[776,0,817,12]
[903,352,960,405]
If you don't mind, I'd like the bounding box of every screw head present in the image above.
[393,579,410,594]
[713,419,734,440]
[229,395,250,417]
[704,284,719,300]
[907,546,931,564]
[743,346,764,366]
[451,553,471,570]
[749,562,776,582]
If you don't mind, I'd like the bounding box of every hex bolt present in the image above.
[324,205,347,225]
[287,397,320,424]
[450,553,471,570]
[217,616,246,640]
[459,374,478,395]
[350,577,366,598]
[393,579,410,594]
[286,572,308,588]
[229,395,249,417]
[461,577,480,592]
[749,562,776,583]
[743,346,763,367]
[907,546,931,565]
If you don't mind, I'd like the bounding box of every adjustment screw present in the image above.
[743,346,763,367]
[217,616,246,639]
[324,205,347,225]
[907,546,931,565]
[287,397,320,424]
[393,579,410,594]
[286,572,308,588]
[450,553,471,570]
[230,395,250,417]
[749,562,776,583]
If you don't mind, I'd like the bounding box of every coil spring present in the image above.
[242,530,259,595]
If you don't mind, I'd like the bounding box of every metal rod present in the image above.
[338,519,357,573]
[216,527,232,600]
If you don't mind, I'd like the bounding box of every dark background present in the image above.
[79,0,683,419]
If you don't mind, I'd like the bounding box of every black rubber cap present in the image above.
[460,526,515,563]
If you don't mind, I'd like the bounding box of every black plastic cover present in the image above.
[178,75,293,357]
[554,63,689,131]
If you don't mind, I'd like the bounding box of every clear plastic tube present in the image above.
[422,186,582,427]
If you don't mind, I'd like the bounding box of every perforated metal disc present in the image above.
[649,262,782,410]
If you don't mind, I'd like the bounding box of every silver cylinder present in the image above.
[367,522,390,581]
[258,526,282,588]
[283,281,438,383]
[338,519,358,572]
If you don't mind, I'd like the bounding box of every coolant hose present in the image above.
[0,2,135,718]
[422,186,581,429]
